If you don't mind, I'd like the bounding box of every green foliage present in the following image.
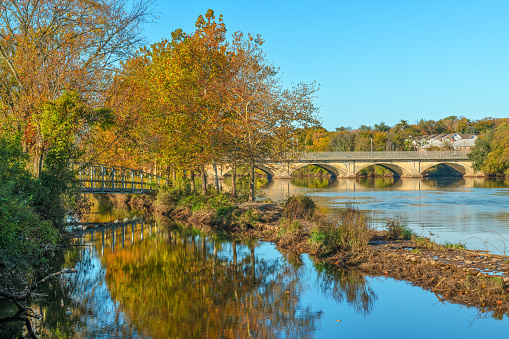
[309,207,373,255]
[412,235,438,250]
[278,218,302,236]
[156,186,243,223]
[358,165,393,177]
[206,194,237,219]
[156,185,193,210]
[237,209,260,229]
[468,130,494,172]
[488,276,505,289]
[0,183,58,287]
[443,242,466,250]
[0,135,60,288]
[291,165,330,177]
[385,216,413,240]
[469,124,509,175]
[282,195,317,220]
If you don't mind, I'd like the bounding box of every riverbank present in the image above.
[102,190,509,318]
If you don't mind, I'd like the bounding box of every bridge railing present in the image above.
[294,151,469,160]
[76,163,166,193]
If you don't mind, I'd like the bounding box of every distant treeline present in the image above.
[296,116,509,176]
[296,116,508,152]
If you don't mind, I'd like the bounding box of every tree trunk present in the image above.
[190,170,196,191]
[201,166,207,194]
[37,152,44,178]
[212,160,220,193]
[232,240,237,270]
[250,244,255,282]
[232,164,237,198]
[166,165,172,187]
[249,158,255,202]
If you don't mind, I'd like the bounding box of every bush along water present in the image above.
[282,195,316,220]
[0,132,84,293]
[385,216,413,240]
[122,183,263,230]
[309,206,374,256]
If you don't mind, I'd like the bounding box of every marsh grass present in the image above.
[443,241,467,250]
[385,216,413,240]
[310,206,373,255]
[412,235,438,250]
[278,218,302,236]
[282,195,316,220]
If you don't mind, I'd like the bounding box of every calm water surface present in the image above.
[2,178,509,338]
[255,177,509,254]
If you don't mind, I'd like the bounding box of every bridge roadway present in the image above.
[208,151,483,179]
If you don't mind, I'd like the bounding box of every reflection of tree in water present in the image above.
[103,227,322,338]
[313,261,377,316]
[291,177,333,188]
[0,242,135,338]
[472,178,509,189]
[357,177,396,189]
[82,194,143,223]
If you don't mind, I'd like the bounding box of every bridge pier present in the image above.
[401,173,424,178]
[464,173,486,178]
[273,174,292,179]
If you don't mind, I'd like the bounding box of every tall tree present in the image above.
[0,0,154,173]
[227,32,319,200]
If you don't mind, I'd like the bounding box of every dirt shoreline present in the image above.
[105,195,509,318]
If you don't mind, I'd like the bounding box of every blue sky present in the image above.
[142,0,509,130]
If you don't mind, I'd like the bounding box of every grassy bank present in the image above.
[106,185,278,231]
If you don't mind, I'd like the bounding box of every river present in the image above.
[255,177,509,254]
[1,176,509,338]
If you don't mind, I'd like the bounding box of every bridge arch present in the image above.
[420,162,472,176]
[254,164,276,178]
[354,163,407,177]
[289,163,346,177]
[206,164,276,178]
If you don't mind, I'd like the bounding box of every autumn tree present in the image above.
[469,124,509,175]
[106,10,320,199]
[0,0,154,174]
[226,32,319,200]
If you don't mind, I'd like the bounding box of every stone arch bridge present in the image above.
[207,151,483,179]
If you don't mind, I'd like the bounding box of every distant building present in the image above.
[451,139,476,152]
[411,133,477,152]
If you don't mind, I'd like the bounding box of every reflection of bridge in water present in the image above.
[80,218,159,255]
[221,177,490,202]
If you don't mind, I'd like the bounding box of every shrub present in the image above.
[0,181,58,288]
[283,195,316,220]
[155,186,193,212]
[412,235,437,249]
[385,216,412,240]
[238,209,260,229]
[310,206,373,255]
[278,218,302,236]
